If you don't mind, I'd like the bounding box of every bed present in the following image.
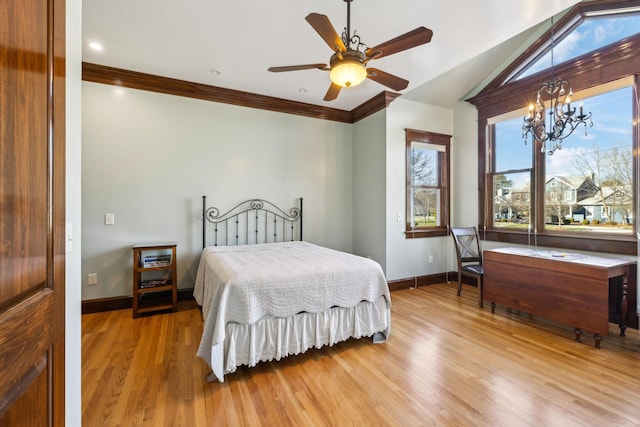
[194,197,391,382]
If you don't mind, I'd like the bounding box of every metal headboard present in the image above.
[202,196,303,248]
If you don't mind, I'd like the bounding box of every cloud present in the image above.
[545,145,587,177]
[553,31,581,63]
[592,21,623,45]
[592,124,632,135]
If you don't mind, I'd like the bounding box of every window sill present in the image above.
[479,229,638,256]
[405,228,449,238]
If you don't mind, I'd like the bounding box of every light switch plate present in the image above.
[88,273,98,285]
[66,222,73,253]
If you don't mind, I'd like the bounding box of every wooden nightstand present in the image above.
[132,242,177,318]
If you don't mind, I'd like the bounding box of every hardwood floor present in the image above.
[82,283,640,426]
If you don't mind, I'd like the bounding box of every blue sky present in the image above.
[494,13,639,188]
[496,86,633,177]
[521,14,640,78]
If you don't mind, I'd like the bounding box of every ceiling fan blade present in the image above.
[366,68,409,91]
[306,13,347,52]
[323,83,341,101]
[366,27,433,60]
[268,64,327,72]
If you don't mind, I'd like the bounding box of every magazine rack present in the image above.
[132,242,177,318]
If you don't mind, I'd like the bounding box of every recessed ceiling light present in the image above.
[89,42,103,51]
[210,69,222,76]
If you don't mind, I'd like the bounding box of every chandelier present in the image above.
[522,18,593,155]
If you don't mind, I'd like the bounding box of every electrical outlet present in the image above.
[428,255,434,264]
[88,273,98,285]
[105,213,115,225]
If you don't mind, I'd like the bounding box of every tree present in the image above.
[510,182,531,223]
[572,144,632,223]
[411,149,435,185]
[493,174,513,195]
[411,149,437,225]
[546,202,571,225]
[493,174,526,222]
[545,179,572,225]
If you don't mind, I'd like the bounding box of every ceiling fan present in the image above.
[268,0,433,101]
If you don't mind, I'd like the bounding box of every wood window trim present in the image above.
[405,129,451,239]
[467,3,640,256]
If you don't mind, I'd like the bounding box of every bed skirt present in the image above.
[204,295,390,382]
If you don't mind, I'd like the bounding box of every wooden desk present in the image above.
[483,247,635,347]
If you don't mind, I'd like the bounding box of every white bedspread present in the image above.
[193,241,391,380]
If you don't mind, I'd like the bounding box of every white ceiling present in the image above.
[82,0,582,111]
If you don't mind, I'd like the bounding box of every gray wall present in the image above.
[81,78,493,300]
[385,99,455,281]
[82,82,354,299]
[81,81,462,299]
[352,110,387,269]
[452,100,480,228]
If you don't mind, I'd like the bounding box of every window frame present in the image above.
[405,129,451,238]
[467,0,640,255]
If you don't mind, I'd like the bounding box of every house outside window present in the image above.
[563,191,572,202]
[468,0,639,255]
[405,129,451,238]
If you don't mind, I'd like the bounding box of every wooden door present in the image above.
[0,0,66,425]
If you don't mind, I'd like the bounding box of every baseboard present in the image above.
[388,272,459,291]
[82,288,195,314]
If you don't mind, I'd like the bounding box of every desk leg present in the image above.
[594,334,602,348]
[619,266,629,337]
[574,327,581,342]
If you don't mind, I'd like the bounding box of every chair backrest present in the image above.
[450,227,482,265]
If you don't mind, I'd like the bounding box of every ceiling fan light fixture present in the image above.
[329,56,367,88]
[267,0,433,100]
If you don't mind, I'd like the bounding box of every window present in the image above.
[405,129,451,238]
[491,117,532,228]
[490,85,634,233]
[517,12,640,80]
[545,87,633,231]
[468,1,639,255]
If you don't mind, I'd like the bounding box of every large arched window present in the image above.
[468,0,640,255]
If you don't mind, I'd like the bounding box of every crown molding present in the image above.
[82,62,397,124]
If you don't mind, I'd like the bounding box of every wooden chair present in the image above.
[450,227,484,307]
